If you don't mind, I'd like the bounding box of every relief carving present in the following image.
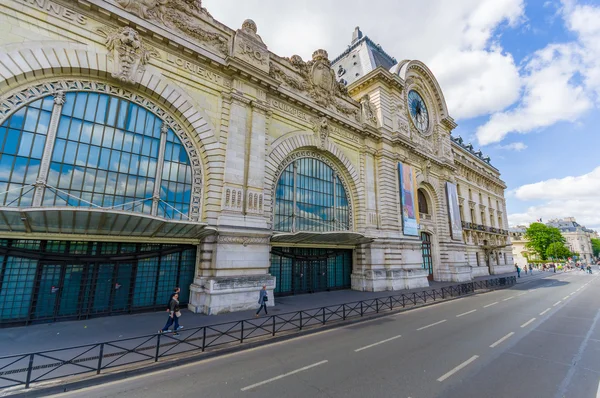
[360,94,378,125]
[312,117,330,150]
[98,26,158,84]
[115,0,228,54]
[269,50,359,118]
[232,19,270,72]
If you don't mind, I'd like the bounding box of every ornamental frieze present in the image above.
[114,0,228,55]
[269,50,359,119]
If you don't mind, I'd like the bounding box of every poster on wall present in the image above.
[397,163,419,236]
[446,182,463,240]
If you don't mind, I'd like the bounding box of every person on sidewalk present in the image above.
[166,287,180,312]
[255,285,268,317]
[515,264,521,278]
[159,293,182,336]
[529,264,533,274]
[524,265,528,275]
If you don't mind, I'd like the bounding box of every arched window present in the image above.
[417,189,429,214]
[0,92,193,219]
[274,157,349,232]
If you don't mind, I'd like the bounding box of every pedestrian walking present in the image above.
[159,293,183,336]
[524,265,527,275]
[515,264,521,278]
[529,264,533,274]
[166,287,180,312]
[255,285,268,316]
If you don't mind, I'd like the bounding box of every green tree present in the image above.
[524,223,565,261]
[592,238,600,258]
[546,242,571,260]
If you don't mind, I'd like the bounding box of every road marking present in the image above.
[483,302,498,308]
[456,309,477,318]
[570,292,576,296]
[240,360,329,391]
[417,319,447,331]
[518,292,528,296]
[354,335,402,352]
[563,295,570,300]
[597,379,600,398]
[490,332,514,348]
[553,301,562,306]
[502,296,514,301]
[539,308,551,316]
[521,318,536,328]
[437,355,479,382]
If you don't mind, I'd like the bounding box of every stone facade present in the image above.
[0,0,513,316]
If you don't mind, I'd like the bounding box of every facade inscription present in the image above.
[20,0,87,24]
[166,53,222,83]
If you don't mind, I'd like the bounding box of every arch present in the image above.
[417,189,429,215]
[265,132,361,230]
[390,60,449,120]
[0,46,222,222]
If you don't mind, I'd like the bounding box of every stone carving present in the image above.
[114,0,228,54]
[312,117,330,150]
[217,235,270,245]
[422,159,432,182]
[233,19,269,73]
[98,26,157,84]
[269,50,358,117]
[360,95,378,125]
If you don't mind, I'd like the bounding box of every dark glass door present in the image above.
[33,264,62,319]
[421,232,434,281]
[57,264,84,317]
[112,263,134,312]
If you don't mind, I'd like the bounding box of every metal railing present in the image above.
[0,276,516,390]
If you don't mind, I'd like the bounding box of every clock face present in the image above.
[408,90,429,133]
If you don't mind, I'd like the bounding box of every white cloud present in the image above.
[476,1,600,145]
[203,0,524,120]
[508,166,600,230]
[496,142,527,151]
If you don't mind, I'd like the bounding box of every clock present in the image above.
[408,90,429,134]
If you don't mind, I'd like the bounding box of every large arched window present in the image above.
[274,157,349,232]
[0,92,193,220]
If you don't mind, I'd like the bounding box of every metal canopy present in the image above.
[0,207,215,239]
[271,231,374,246]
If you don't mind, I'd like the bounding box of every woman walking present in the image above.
[159,293,183,336]
[255,285,268,317]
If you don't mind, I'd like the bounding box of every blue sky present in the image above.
[205,0,600,230]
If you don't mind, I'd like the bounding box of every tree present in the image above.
[546,242,571,260]
[524,223,565,261]
[592,238,600,258]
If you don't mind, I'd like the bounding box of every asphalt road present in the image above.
[49,271,600,398]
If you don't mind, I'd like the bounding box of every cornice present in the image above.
[347,67,405,95]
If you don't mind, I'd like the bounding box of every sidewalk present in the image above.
[0,272,531,356]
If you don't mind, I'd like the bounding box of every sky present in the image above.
[204,0,600,231]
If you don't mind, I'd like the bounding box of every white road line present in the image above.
[502,296,514,301]
[518,292,528,296]
[553,301,562,307]
[596,379,600,398]
[417,319,447,331]
[563,295,570,300]
[483,302,498,308]
[539,308,551,316]
[240,360,329,391]
[456,309,477,318]
[354,335,402,352]
[521,318,536,328]
[437,355,479,382]
[490,332,514,348]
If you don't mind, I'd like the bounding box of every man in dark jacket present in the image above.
[255,285,268,316]
[166,287,180,311]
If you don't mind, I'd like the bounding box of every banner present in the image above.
[446,182,462,240]
[398,163,419,236]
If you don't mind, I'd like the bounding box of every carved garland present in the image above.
[271,150,355,230]
[0,80,204,221]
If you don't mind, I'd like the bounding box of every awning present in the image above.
[271,231,374,246]
[0,207,216,239]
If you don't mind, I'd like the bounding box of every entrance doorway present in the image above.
[421,232,434,280]
[270,248,352,296]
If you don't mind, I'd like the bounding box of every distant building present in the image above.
[509,218,596,263]
[546,218,595,262]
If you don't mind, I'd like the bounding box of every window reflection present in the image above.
[274,157,349,232]
[0,92,193,220]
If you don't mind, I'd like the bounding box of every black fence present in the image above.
[0,276,516,390]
